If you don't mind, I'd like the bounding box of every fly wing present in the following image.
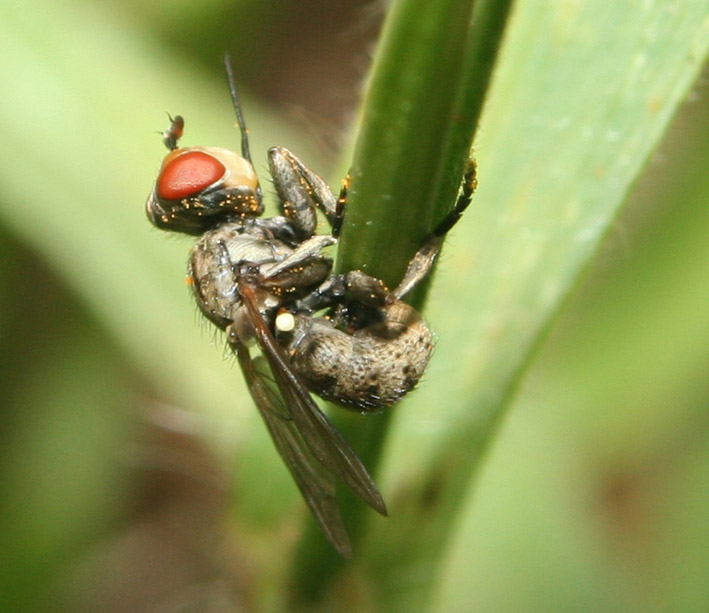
[233,340,352,557]
[238,284,388,518]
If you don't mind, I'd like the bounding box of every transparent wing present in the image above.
[233,283,387,556]
[233,341,352,557]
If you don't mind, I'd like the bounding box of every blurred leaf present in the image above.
[436,66,709,612]
[0,0,323,449]
[0,2,326,599]
[343,1,707,611]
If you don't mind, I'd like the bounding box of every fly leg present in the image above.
[331,173,349,238]
[289,268,390,322]
[268,147,339,239]
[286,156,476,325]
[259,235,336,280]
[291,274,347,314]
[393,158,477,300]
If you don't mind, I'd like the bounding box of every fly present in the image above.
[146,55,476,557]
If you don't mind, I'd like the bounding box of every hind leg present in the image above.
[393,159,477,300]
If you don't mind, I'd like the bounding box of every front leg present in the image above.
[268,146,339,239]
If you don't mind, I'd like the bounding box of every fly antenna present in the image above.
[223,53,253,164]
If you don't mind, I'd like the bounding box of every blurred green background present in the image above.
[1,0,707,611]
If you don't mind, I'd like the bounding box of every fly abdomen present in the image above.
[284,301,433,412]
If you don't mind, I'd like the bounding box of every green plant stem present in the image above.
[336,0,481,286]
[288,0,514,607]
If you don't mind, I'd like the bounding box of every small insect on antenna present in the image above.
[223,53,253,165]
[161,113,184,151]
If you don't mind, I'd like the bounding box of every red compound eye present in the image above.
[157,150,225,200]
